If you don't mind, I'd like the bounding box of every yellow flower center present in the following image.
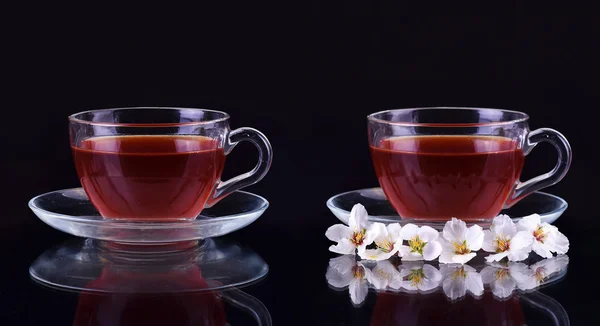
[494,235,511,253]
[375,268,392,281]
[352,265,365,279]
[535,267,546,283]
[407,268,425,287]
[375,236,394,253]
[351,229,366,247]
[495,269,511,282]
[533,226,547,243]
[452,240,471,255]
[451,267,467,281]
[408,236,426,255]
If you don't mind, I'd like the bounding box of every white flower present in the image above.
[480,262,537,299]
[399,262,442,292]
[325,255,373,306]
[439,218,484,264]
[530,255,569,285]
[517,214,569,258]
[367,260,402,290]
[440,264,484,300]
[359,223,403,261]
[397,224,442,261]
[326,204,380,255]
[482,215,534,262]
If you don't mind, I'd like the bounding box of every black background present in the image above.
[3,2,600,325]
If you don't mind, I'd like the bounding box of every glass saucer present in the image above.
[30,238,269,293]
[326,188,567,229]
[29,188,269,244]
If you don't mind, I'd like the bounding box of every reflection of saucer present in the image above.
[327,188,567,229]
[30,239,272,325]
[29,188,269,243]
[29,238,269,293]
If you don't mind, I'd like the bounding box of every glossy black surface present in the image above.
[3,3,599,325]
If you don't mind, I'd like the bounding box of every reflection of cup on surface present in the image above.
[70,107,272,221]
[74,266,227,326]
[370,292,526,326]
[368,107,571,221]
[29,239,271,325]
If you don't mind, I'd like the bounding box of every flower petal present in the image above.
[481,229,497,253]
[349,278,369,306]
[516,214,541,232]
[438,266,454,281]
[367,271,389,290]
[507,249,530,262]
[451,252,477,264]
[418,225,439,242]
[422,241,442,261]
[419,277,440,292]
[329,239,356,255]
[422,264,443,284]
[465,225,484,251]
[491,214,517,238]
[465,271,484,297]
[387,223,402,242]
[401,280,418,291]
[397,245,411,257]
[326,266,354,288]
[401,252,425,261]
[438,252,456,264]
[510,231,534,252]
[485,251,509,263]
[532,255,569,277]
[443,218,467,243]
[325,224,352,242]
[480,266,499,284]
[443,276,467,300]
[328,255,356,274]
[399,223,419,240]
[363,222,383,246]
[547,227,569,254]
[532,241,553,259]
[359,249,395,261]
[369,261,400,290]
[510,263,537,291]
[490,276,516,299]
[349,203,368,231]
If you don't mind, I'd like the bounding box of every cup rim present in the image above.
[69,107,230,127]
[367,107,530,127]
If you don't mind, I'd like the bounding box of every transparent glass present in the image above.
[326,188,568,230]
[69,107,273,221]
[30,238,272,325]
[368,107,572,222]
[29,187,269,243]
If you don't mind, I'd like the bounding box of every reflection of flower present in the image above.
[368,260,402,290]
[399,262,442,292]
[326,204,379,255]
[359,223,403,261]
[439,218,484,264]
[482,215,533,262]
[398,224,442,261]
[480,262,537,299]
[517,214,569,258]
[530,255,569,285]
[440,264,484,300]
[326,255,373,305]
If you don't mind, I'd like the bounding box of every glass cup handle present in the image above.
[219,288,272,325]
[504,128,572,208]
[205,127,273,208]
